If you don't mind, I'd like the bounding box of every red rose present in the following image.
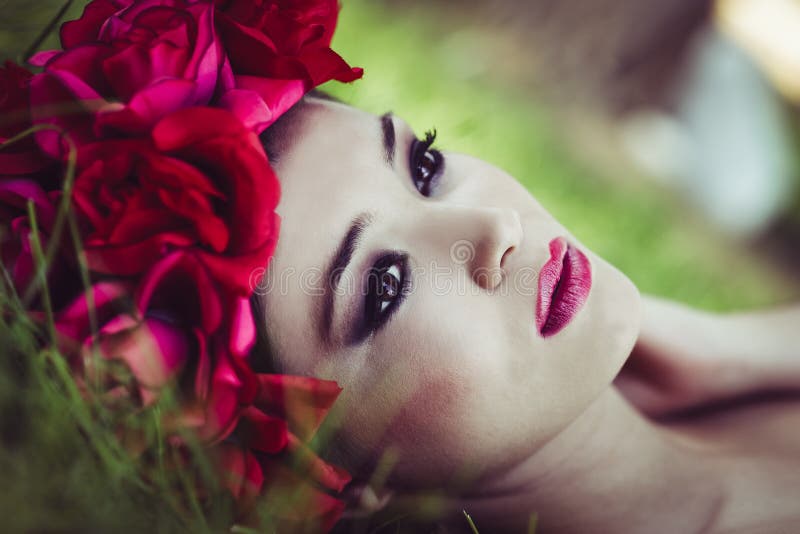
[133,250,260,439]
[59,0,135,49]
[56,281,189,407]
[0,179,57,295]
[72,106,279,295]
[0,62,34,140]
[53,255,351,529]
[214,0,362,133]
[56,250,260,440]
[0,62,54,175]
[13,1,360,529]
[29,0,227,157]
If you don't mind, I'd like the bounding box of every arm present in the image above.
[722,305,800,381]
[614,295,800,417]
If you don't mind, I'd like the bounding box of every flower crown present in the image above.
[0,0,361,530]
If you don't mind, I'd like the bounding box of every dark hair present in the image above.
[249,89,340,373]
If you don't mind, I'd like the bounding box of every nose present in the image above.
[467,206,523,289]
[420,204,523,290]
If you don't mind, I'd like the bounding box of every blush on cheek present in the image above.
[380,371,478,486]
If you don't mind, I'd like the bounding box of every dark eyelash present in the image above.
[352,252,411,344]
[410,128,444,197]
[422,129,437,150]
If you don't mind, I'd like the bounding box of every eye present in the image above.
[409,129,444,196]
[359,253,410,339]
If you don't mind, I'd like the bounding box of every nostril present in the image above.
[500,246,515,269]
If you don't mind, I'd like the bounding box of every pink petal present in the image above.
[55,282,130,344]
[94,315,190,404]
[217,88,272,133]
[229,297,255,357]
[0,180,56,228]
[232,75,304,133]
[28,50,60,67]
[135,251,223,335]
[125,78,197,126]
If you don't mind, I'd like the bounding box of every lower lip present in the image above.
[536,237,592,338]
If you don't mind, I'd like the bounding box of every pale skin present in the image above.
[256,97,800,533]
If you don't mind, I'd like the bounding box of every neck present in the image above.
[456,387,726,534]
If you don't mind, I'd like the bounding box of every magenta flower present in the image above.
[30,0,227,157]
[0,179,58,296]
[71,106,280,296]
[214,0,363,133]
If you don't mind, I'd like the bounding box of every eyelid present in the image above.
[392,117,430,181]
[349,251,411,345]
[409,130,445,197]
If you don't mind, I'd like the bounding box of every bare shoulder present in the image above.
[666,397,800,533]
[617,296,800,417]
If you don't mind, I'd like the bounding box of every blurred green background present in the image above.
[1,0,799,532]
[328,0,800,310]
[2,0,798,312]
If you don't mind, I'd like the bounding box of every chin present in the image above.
[591,260,642,378]
[551,251,641,397]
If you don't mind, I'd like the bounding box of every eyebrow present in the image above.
[380,112,396,166]
[320,211,373,344]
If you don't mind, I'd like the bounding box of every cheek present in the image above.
[384,369,473,477]
[342,300,529,485]
[332,309,488,483]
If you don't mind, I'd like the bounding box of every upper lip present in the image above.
[535,237,592,337]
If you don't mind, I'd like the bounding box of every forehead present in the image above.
[261,99,386,372]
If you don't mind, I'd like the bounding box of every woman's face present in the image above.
[259,98,641,486]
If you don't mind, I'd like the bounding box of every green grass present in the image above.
[0,294,228,533]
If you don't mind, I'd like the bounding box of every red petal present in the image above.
[260,460,348,533]
[286,433,351,493]
[217,442,265,502]
[60,0,130,49]
[237,406,289,453]
[255,374,342,441]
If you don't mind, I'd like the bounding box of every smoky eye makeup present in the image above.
[329,118,440,347]
[348,251,411,345]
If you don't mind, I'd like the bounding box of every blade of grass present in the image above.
[170,444,213,534]
[32,125,78,305]
[21,0,75,63]
[40,346,136,481]
[0,256,23,309]
[528,512,538,534]
[67,210,102,391]
[26,200,56,344]
[463,510,480,534]
[0,123,79,309]
[366,512,413,534]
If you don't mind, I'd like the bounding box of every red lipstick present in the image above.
[536,237,592,338]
